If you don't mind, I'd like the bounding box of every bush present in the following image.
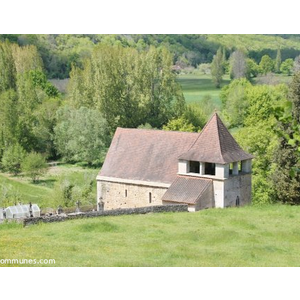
[21,152,48,183]
[1,144,26,175]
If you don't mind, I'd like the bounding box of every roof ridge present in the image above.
[215,114,224,162]
[181,112,216,155]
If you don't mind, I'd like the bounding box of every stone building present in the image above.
[96,113,253,211]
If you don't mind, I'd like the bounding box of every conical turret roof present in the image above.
[179,112,253,164]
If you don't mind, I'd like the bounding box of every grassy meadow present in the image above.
[0,164,98,209]
[177,74,230,108]
[0,204,300,267]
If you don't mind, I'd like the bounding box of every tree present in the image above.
[0,41,16,92]
[246,58,259,78]
[230,50,247,79]
[1,144,26,175]
[54,106,109,166]
[280,58,294,75]
[273,72,300,204]
[259,55,274,74]
[0,90,18,158]
[211,47,224,88]
[22,152,48,183]
[68,45,185,132]
[162,117,196,132]
[220,78,252,127]
[293,55,300,73]
[275,49,282,73]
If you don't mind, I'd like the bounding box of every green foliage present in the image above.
[259,55,274,74]
[275,49,282,73]
[163,117,196,132]
[1,144,26,175]
[0,89,18,158]
[246,58,259,78]
[137,123,154,130]
[234,121,278,205]
[280,58,294,75]
[221,79,287,128]
[68,45,185,131]
[54,106,109,166]
[29,70,59,97]
[211,47,224,88]
[0,41,16,92]
[273,72,300,204]
[22,152,48,183]
[220,78,252,127]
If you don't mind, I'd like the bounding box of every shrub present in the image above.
[1,144,26,175]
[21,152,48,183]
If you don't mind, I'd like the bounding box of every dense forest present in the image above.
[2,34,300,78]
[1,34,300,208]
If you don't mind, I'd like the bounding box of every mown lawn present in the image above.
[0,204,299,267]
[177,74,230,107]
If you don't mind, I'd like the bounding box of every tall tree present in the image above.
[54,106,109,166]
[211,47,224,88]
[275,48,282,73]
[280,58,294,75]
[0,41,16,92]
[259,55,274,75]
[230,50,247,79]
[273,72,300,204]
[68,45,185,132]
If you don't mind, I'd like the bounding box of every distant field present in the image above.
[178,74,230,108]
[0,204,299,267]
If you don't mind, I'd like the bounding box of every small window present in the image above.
[205,163,215,175]
[149,192,152,204]
[189,161,200,173]
[125,189,127,197]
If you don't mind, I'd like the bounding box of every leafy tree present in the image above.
[275,48,282,73]
[259,55,274,74]
[163,117,196,132]
[54,106,109,166]
[22,152,48,183]
[230,50,247,79]
[246,58,259,78]
[293,55,300,73]
[0,90,18,158]
[211,47,224,88]
[280,58,294,75]
[1,144,26,175]
[272,72,300,204]
[68,45,185,132]
[235,120,278,205]
[0,41,16,92]
[220,78,252,127]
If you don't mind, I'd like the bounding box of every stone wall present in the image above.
[23,204,188,227]
[97,181,168,210]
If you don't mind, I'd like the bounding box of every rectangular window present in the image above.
[189,161,200,173]
[149,192,152,204]
[125,189,127,197]
[205,163,215,175]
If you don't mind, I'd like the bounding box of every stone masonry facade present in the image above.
[97,180,168,210]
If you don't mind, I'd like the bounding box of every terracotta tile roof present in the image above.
[162,175,213,204]
[99,128,198,184]
[179,113,254,164]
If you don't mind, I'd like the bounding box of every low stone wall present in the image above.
[23,204,188,227]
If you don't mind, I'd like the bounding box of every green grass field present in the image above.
[177,74,230,108]
[0,204,299,267]
[0,164,99,209]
